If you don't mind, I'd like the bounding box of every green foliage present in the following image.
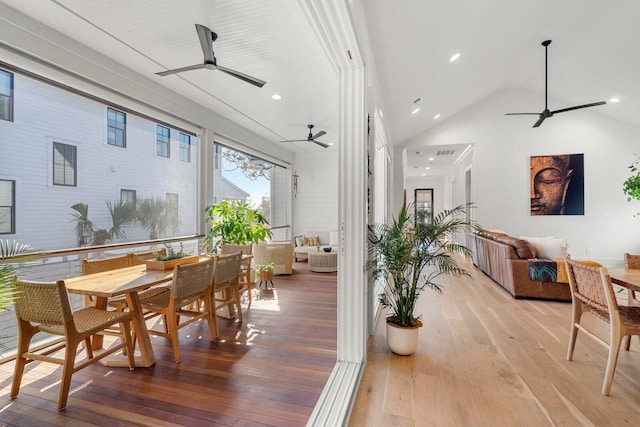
[255,262,275,272]
[222,150,272,181]
[366,203,479,327]
[135,197,169,240]
[70,203,94,242]
[0,240,32,349]
[154,243,185,261]
[623,162,640,203]
[204,199,272,252]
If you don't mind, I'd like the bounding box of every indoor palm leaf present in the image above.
[366,203,479,327]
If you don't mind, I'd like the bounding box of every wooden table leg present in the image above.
[122,291,156,367]
[91,297,109,350]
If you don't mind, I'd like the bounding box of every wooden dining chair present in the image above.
[212,252,244,336]
[221,244,253,305]
[565,258,640,395]
[623,253,640,350]
[129,248,167,265]
[10,278,135,411]
[82,254,134,311]
[139,258,216,363]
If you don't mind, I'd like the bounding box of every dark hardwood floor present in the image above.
[0,263,337,426]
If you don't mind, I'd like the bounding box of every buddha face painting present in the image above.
[530,155,574,215]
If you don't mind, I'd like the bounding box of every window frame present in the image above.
[156,125,170,158]
[120,189,137,209]
[107,107,126,148]
[179,132,191,162]
[0,179,15,234]
[52,142,77,187]
[0,69,14,122]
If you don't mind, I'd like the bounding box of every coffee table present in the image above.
[308,250,338,272]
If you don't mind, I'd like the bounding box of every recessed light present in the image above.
[412,108,421,115]
[425,167,431,170]
[609,97,620,103]
[434,114,441,120]
[428,157,434,161]
[449,53,461,62]
[272,94,282,100]
[327,143,334,146]
[422,173,427,176]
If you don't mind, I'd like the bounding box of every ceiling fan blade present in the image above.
[551,101,607,115]
[279,139,308,143]
[532,115,547,128]
[312,140,330,148]
[156,63,206,76]
[311,130,326,139]
[195,24,215,63]
[217,65,266,88]
[505,112,541,116]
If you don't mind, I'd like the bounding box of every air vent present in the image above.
[436,149,456,156]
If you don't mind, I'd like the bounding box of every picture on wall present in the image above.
[530,153,584,215]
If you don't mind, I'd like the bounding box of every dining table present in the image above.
[64,264,174,367]
[608,267,640,293]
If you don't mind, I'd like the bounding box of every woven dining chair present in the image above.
[139,258,216,363]
[129,248,167,265]
[212,252,244,336]
[10,278,135,411]
[221,244,253,306]
[623,253,640,350]
[82,254,134,311]
[565,257,640,395]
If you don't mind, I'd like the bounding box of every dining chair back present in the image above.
[11,278,135,411]
[623,253,640,349]
[130,248,167,265]
[139,258,216,363]
[221,244,253,305]
[82,254,134,310]
[565,257,640,395]
[212,252,243,335]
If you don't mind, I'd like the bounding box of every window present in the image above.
[53,142,77,186]
[414,188,433,226]
[179,133,191,162]
[156,125,170,157]
[107,107,126,147]
[0,69,13,122]
[0,179,15,234]
[120,189,136,208]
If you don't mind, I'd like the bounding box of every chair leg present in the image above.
[602,324,624,396]
[624,334,632,351]
[121,320,135,370]
[166,311,181,364]
[58,338,80,411]
[567,301,582,361]
[10,322,37,400]
[203,293,218,340]
[235,286,243,321]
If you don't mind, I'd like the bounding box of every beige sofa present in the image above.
[253,241,293,275]
[294,230,338,261]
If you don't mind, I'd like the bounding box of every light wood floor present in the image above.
[349,256,640,427]
[0,264,336,426]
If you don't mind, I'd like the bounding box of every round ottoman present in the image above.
[308,250,338,272]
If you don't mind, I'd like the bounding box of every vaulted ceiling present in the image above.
[2,1,639,165]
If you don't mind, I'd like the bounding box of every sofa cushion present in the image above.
[493,234,536,259]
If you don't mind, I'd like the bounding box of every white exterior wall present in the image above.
[0,72,198,250]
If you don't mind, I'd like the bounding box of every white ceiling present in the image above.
[2,0,640,169]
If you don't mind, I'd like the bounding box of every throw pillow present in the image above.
[295,236,304,247]
[307,235,318,246]
[520,236,567,259]
[302,236,310,246]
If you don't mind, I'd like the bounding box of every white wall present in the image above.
[405,176,444,218]
[396,88,640,266]
[292,149,339,236]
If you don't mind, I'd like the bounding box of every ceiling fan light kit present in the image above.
[280,124,330,148]
[506,39,606,127]
[156,24,266,88]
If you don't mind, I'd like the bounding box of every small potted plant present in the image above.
[145,243,199,270]
[255,262,275,287]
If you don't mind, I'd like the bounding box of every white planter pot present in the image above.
[386,319,422,355]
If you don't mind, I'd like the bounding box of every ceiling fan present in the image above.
[505,40,605,127]
[280,124,330,148]
[155,24,266,88]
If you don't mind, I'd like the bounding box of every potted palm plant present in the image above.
[1,240,32,348]
[366,203,478,355]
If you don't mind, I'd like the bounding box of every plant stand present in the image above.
[258,269,274,289]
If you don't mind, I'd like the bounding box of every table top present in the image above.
[65,264,174,298]
[607,267,640,292]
